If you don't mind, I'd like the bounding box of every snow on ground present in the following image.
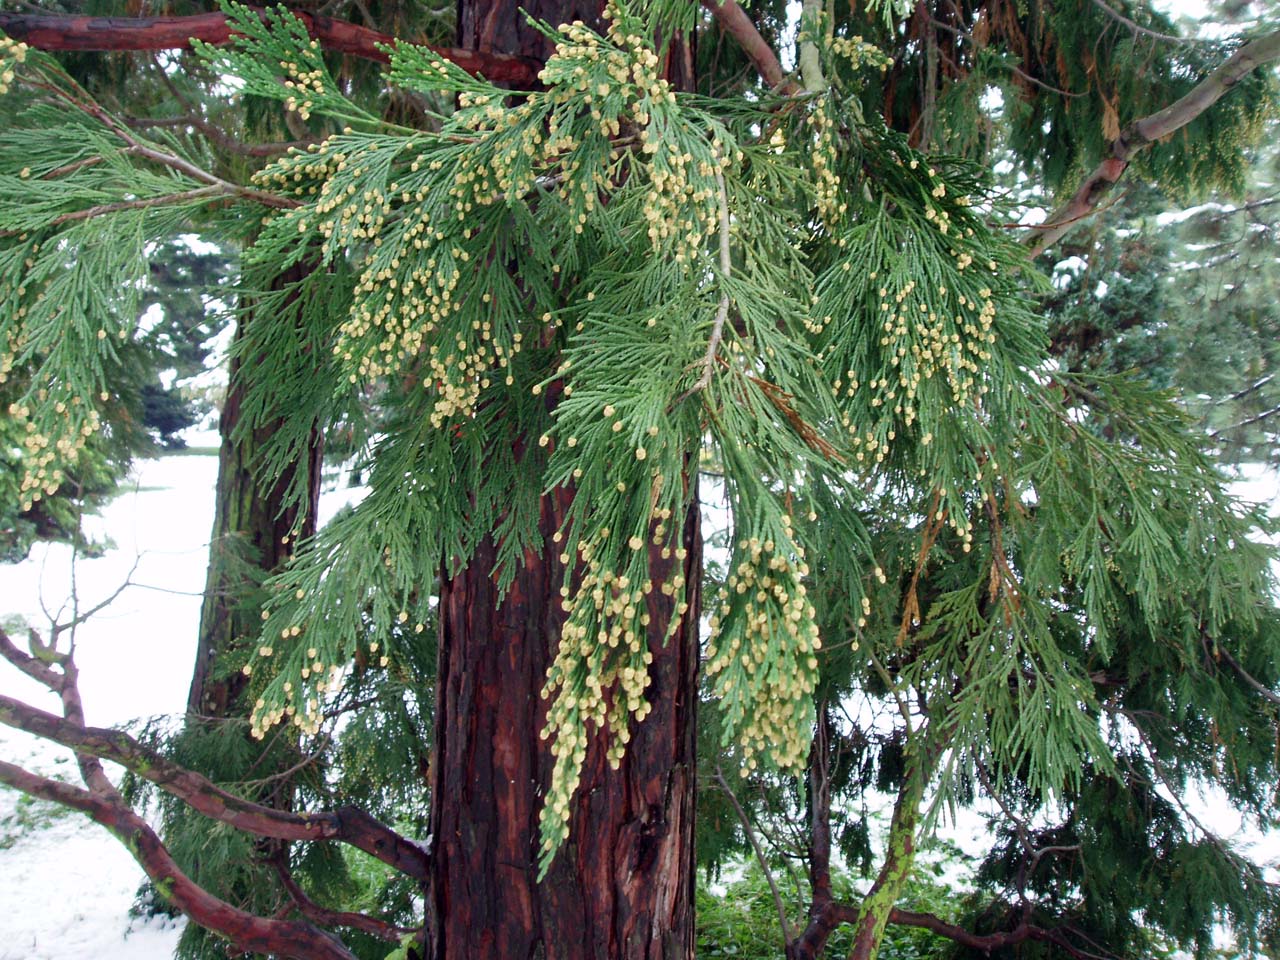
[0,453,218,959]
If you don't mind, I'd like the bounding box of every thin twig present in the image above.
[713,764,794,950]
[1090,0,1198,45]
[33,186,232,230]
[1207,403,1280,439]
[675,171,733,404]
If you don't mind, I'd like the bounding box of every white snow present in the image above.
[0,454,217,959]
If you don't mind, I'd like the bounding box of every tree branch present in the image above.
[1090,0,1196,45]
[712,765,793,950]
[0,689,429,880]
[1027,28,1280,256]
[887,908,1098,958]
[270,855,414,943]
[124,114,313,158]
[0,624,122,799]
[33,185,234,229]
[0,7,542,86]
[0,760,360,960]
[1207,402,1280,439]
[699,0,794,93]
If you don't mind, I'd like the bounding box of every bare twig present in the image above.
[1207,402,1280,439]
[713,764,794,950]
[270,855,413,942]
[675,172,733,404]
[1090,0,1198,45]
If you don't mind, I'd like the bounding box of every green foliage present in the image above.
[696,861,968,959]
[124,604,434,960]
[5,2,1280,956]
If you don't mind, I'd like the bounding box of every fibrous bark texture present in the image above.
[423,4,700,957]
[429,485,700,960]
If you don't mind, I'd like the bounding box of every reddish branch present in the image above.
[0,627,121,798]
[271,856,413,943]
[0,625,426,879]
[0,760,359,960]
[0,7,541,87]
[699,0,794,93]
[787,898,1101,959]
[0,691,429,879]
[1028,28,1280,256]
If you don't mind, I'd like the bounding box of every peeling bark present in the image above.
[429,486,699,960]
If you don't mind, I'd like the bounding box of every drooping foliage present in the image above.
[2,0,1280,957]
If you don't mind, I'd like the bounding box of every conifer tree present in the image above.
[1,2,1280,960]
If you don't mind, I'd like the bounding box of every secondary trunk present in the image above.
[187,261,323,718]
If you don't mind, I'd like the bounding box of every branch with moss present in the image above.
[0,760,361,960]
[0,627,429,880]
[1028,28,1280,256]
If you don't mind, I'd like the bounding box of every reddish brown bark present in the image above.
[422,1,700,956]
[428,484,700,960]
[0,7,542,87]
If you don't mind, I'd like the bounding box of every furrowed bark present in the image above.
[1028,28,1280,256]
[424,2,700,956]
[0,760,359,960]
[429,484,700,960]
[0,8,542,86]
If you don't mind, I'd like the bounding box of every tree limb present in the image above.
[1028,28,1280,256]
[887,908,1098,958]
[0,7,542,87]
[699,0,794,93]
[270,854,414,943]
[1090,0,1196,45]
[0,690,429,880]
[0,760,360,960]
[712,764,793,950]
[1207,402,1280,439]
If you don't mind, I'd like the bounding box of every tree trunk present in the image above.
[429,487,699,960]
[187,261,323,718]
[424,7,700,959]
